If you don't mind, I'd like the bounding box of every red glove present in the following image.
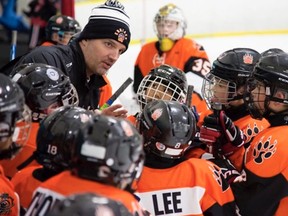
[200,111,245,157]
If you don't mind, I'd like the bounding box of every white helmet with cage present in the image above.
[153,3,187,41]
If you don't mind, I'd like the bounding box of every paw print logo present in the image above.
[244,123,264,143]
[253,136,277,164]
[208,163,229,192]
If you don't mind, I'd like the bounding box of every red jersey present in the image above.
[134,38,210,115]
[136,158,236,216]
[0,122,39,179]
[25,170,147,216]
[231,126,288,215]
[0,165,20,215]
[11,165,42,210]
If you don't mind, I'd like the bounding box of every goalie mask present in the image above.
[12,63,79,122]
[154,3,187,51]
[137,64,187,111]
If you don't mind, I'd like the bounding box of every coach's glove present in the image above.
[200,111,245,157]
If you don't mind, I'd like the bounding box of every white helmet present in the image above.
[153,3,187,41]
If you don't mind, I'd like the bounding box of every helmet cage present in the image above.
[202,72,237,108]
[137,74,186,111]
[153,3,187,41]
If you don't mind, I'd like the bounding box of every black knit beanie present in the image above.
[79,0,131,51]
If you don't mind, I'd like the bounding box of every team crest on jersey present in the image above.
[208,163,229,192]
[114,28,128,43]
[243,122,262,143]
[0,193,14,214]
[243,53,253,64]
[155,142,166,151]
[152,53,166,67]
[253,135,277,164]
[151,108,163,121]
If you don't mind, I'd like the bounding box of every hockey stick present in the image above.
[185,85,194,108]
[10,30,17,60]
[100,77,133,110]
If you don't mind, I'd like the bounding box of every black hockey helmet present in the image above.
[137,64,188,110]
[211,48,260,86]
[138,100,196,159]
[0,74,31,159]
[46,193,132,216]
[12,63,79,122]
[245,52,288,119]
[71,115,145,190]
[202,48,260,107]
[35,106,92,172]
[45,14,81,40]
[260,48,285,58]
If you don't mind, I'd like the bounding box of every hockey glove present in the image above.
[200,111,245,157]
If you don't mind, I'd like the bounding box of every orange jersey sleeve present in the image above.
[0,123,39,179]
[232,126,288,215]
[98,75,113,107]
[11,165,42,209]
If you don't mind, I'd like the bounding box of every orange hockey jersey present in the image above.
[11,165,42,209]
[135,158,236,216]
[25,170,147,216]
[134,37,210,114]
[0,165,20,215]
[231,125,288,216]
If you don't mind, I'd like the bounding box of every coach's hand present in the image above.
[95,104,128,118]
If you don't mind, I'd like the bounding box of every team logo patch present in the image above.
[208,163,230,192]
[243,53,253,64]
[56,17,64,24]
[253,136,277,164]
[121,120,134,137]
[114,28,128,43]
[151,108,163,121]
[243,122,263,143]
[0,193,14,214]
[155,142,165,151]
[46,69,60,81]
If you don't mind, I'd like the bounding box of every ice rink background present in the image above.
[73,0,288,114]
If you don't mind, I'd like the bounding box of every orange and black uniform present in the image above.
[11,165,47,210]
[0,165,20,215]
[188,106,270,162]
[0,122,40,179]
[25,170,147,216]
[134,37,211,114]
[229,114,288,216]
[136,156,237,216]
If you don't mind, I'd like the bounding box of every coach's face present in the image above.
[80,38,126,77]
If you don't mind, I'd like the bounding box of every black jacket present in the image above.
[13,41,107,110]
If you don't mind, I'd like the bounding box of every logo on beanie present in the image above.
[114,28,128,43]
